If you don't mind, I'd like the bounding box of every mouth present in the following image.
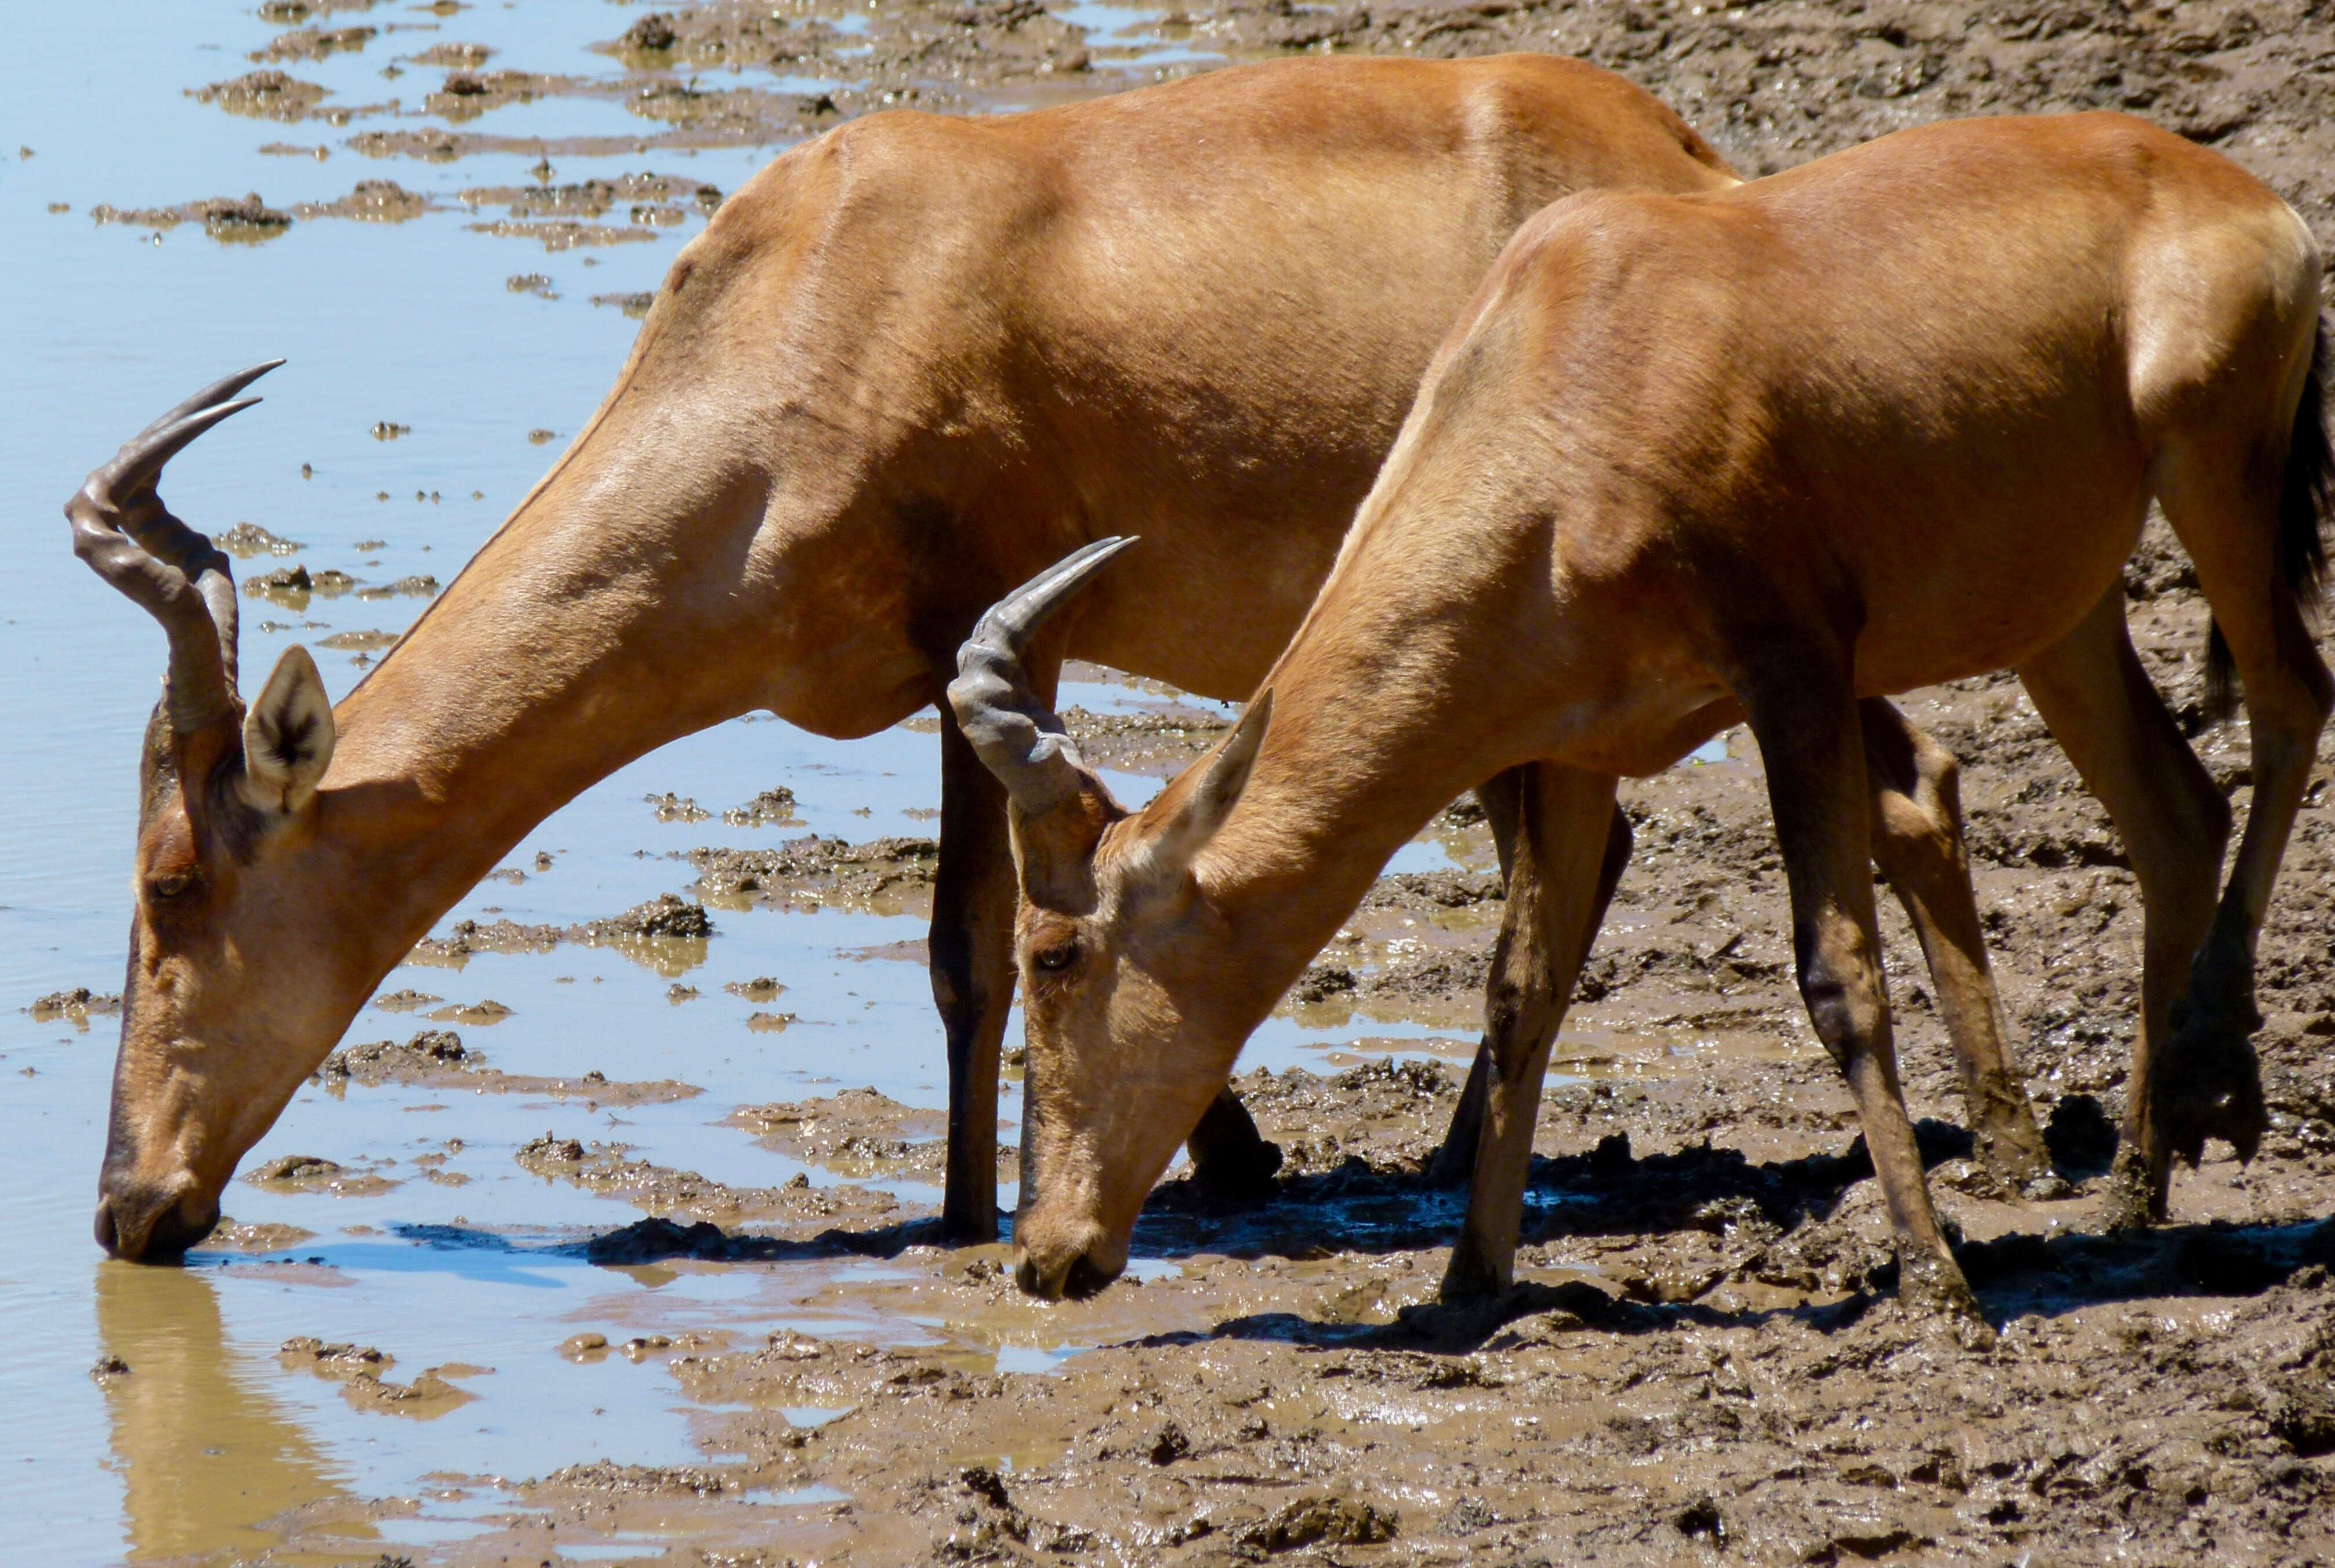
[94,1181,219,1262]
[1013,1248,1121,1301]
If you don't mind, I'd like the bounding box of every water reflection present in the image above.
[95,1264,360,1563]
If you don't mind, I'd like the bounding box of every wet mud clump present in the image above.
[251,24,376,64]
[89,192,292,242]
[691,834,938,916]
[212,521,302,557]
[204,1218,316,1252]
[29,987,121,1026]
[458,170,718,219]
[405,892,714,971]
[245,1153,396,1197]
[723,785,800,827]
[591,290,657,318]
[190,70,328,121]
[291,179,429,222]
[731,1087,1018,1183]
[517,1133,905,1236]
[315,1028,703,1104]
[1060,702,1232,776]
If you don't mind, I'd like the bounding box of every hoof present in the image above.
[1897,1244,1988,1345]
[1191,1137,1283,1204]
[2154,1012,2268,1170]
[1437,1242,1509,1306]
[1187,1089,1285,1204]
[1972,1124,2052,1193]
[2098,1143,2164,1233]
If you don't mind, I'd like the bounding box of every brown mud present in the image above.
[692,835,941,917]
[406,891,716,975]
[730,1087,1021,1185]
[314,1028,704,1105]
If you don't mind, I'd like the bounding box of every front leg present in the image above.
[933,699,1021,1243]
[1442,764,1619,1301]
[1431,775,1630,1189]
[1743,657,1982,1326]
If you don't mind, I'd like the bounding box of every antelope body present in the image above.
[960,114,2331,1315]
[72,54,1779,1260]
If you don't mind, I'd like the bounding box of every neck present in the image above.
[296,372,925,1015]
[1191,620,1505,1035]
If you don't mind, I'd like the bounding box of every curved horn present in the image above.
[948,536,1137,814]
[65,361,282,742]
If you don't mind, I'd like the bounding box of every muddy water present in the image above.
[0,7,1432,1562]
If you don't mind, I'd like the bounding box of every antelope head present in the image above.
[950,539,1274,1299]
[70,365,346,1261]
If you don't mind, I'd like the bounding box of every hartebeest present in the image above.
[957,112,2330,1318]
[69,53,2039,1261]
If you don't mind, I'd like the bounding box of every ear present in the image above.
[238,645,335,815]
[1137,689,1272,876]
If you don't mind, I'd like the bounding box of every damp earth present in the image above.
[3,0,2334,1565]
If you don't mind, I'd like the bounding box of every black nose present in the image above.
[94,1186,217,1262]
[1063,1253,1114,1300]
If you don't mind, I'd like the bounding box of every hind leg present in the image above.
[2017,586,2231,1224]
[1859,699,2051,1189]
[2149,423,2333,1196]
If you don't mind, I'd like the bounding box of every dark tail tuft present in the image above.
[2205,315,2332,722]
[2281,316,2333,621]
[2205,619,2237,722]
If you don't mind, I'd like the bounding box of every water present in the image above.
[0,7,1460,1561]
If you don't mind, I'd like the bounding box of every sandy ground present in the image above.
[149,0,2335,1563]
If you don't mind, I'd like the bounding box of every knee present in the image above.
[1908,733,1963,821]
[1795,946,1889,1052]
[929,949,1003,1029]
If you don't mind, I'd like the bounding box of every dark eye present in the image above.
[148,870,195,899]
[1031,943,1078,973]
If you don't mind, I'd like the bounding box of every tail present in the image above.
[2205,315,2332,720]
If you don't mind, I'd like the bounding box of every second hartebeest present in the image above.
[957,112,2330,1319]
